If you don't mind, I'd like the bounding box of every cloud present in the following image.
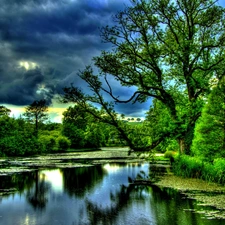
[0,0,150,118]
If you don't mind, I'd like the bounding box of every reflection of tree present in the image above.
[86,183,148,225]
[62,166,106,197]
[26,171,50,210]
[85,173,198,225]
[0,172,36,193]
[149,186,198,225]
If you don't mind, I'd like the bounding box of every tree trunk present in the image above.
[178,138,185,155]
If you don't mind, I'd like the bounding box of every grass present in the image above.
[173,155,225,185]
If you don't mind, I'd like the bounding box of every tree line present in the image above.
[0,101,142,156]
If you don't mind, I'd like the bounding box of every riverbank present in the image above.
[154,174,225,219]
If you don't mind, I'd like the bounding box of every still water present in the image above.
[0,163,224,225]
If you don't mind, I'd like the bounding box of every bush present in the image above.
[56,136,71,151]
[38,135,57,152]
[0,133,41,156]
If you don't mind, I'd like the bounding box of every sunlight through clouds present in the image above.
[19,61,38,70]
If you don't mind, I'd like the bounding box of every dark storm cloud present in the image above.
[0,0,149,117]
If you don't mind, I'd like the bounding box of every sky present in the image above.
[0,0,225,122]
[0,0,151,122]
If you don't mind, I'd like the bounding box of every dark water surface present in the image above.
[0,163,224,225]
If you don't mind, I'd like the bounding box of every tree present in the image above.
[24,99,48,136]
[0,106,11,117]
[192,78,225,161]
[63,0,225,154]
[0,116,40,156]
[145,99,179,151]
[62,106,87,148]
[62,105,122,148]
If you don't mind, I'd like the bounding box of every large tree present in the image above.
[63,0,225,154]
[24,99,48,135]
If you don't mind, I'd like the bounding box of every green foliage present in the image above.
[173,155,203,178]
[0,114,70,156]
[38,135,57,153]
[56,136,71,151]
[127,122,152,149]
[62,105,89,148]
[192,80,225,161]
[62,104,127,149]
[145,99,179,152]
[84,123,106,148]
[164,151,177,160]
[0,116,41,156]
[38,130,71,152]
[174,156,225,185]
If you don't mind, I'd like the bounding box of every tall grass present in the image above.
[173,155,225,185]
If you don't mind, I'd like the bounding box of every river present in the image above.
[0,163,224,225]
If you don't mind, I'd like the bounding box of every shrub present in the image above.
[38,135,57,152]
[56,136,71,151]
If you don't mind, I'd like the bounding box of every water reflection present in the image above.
[62,166,106,197]
[0,163,224,225]
[26,171,50,210]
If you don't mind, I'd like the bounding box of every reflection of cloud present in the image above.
[20,214,37,225]
[40,170,63,192]
[103,163,120,172]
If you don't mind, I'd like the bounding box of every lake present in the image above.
[0,163,224,225]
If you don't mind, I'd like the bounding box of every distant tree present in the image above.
[62,105,88,148]
[24,100,48,135]
[0,106,11,117]
[131,118,134,121]
[136,118,141,122]
[62,105,109,148]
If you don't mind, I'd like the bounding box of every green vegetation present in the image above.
[173,156,225,185]
[0,102,71,156]
[191,79,225,161]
